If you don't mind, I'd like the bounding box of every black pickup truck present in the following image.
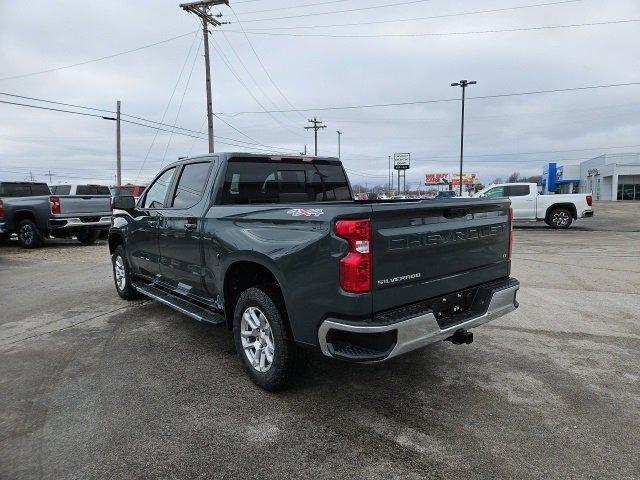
[109,153,519,390]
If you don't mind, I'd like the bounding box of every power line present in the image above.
[237,0,584,31]
[0,92,114,114]
[236,0,356,17]
[134,30,202,182]
[208,36,306,139]
[161,39,203,163]
[222,18,640,37]
[235,0,436,23]
[0,92,299,153]
[0,100,105,118]
[217,28,300,128]
[229,6,306,120]
[0,31,196,82]
[215,81,640,114]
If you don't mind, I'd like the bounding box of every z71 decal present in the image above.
[286,208,324,217]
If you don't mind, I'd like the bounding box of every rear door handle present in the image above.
[184,220,197,231]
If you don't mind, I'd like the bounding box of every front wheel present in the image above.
[548,208,573,229]
[233,285,307,391]
[112,245,141,300]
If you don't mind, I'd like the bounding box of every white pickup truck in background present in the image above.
[476,183,594,229]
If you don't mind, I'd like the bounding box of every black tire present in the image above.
[17,219,43,249]
[233,285,307,391]
[76,229,99,245]
[112,245,141,300]
[548,208,573,229]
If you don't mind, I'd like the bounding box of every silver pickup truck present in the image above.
[0,182,112,248]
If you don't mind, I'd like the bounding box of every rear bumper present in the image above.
[49,216,111,230]
[318,278,519,362]
[582,210,594,218]
[0,221,8,234]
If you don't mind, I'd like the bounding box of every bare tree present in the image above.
[506,172,521,183]
[491,177,504,185]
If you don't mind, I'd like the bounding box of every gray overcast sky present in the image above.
[1,0,639,188]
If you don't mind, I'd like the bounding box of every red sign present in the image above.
[425,173,449,184]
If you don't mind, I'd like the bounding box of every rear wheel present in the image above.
[233,285,307,391]
[112,245,141,300]
[548,208,573,229]
[76,229,99,245]
[17,219,43,249]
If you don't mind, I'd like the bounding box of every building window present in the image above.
[617,184,640,200]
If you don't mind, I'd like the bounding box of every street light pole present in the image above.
[336,130,342,159]
[451,79,476,196]
[116,100,122,186]
[388,155,391,195]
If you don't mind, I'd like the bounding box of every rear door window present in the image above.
[30,184,51,195]
[142,167,177,209]
[51,185,71,195]
[221,159,351,205]
[76,185,111,195]
[506,185,530,197]
[171,162,211,208]
[0,183,50,196]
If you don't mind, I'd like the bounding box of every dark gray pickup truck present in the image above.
[109,153,519,390]
[0,181,112,248]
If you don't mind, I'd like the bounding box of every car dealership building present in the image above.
[542,153,640,201]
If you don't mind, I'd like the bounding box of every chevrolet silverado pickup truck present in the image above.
[0,181,112,248]
[475,182,593,229]
[108,153,520,390]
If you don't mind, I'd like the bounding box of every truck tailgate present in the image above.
[371,199,511,313]
[58,196,111,214]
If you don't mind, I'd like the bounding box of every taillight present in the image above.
[0,199,4,218]
[50,196,61,214]
[334,218,372,293]
[508,207,513,260]
[586,195,592,207]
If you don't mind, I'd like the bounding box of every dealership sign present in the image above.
[451,173,478,186]
[425,173,449,185]
[394,153,410,170]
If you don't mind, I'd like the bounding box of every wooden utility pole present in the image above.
[180,0,229,154]
[304,117,326,156]
[116,100,122,186]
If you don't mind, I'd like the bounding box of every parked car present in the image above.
[435,190,457,199]
[0,181,112,248]
[475,182,593,229]
[109,153,519,390]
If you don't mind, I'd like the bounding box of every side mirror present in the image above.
[113,195,136,210]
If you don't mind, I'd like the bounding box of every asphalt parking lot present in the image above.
[1,203,639,480]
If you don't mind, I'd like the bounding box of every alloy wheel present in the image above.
[114,255,126,291]
[19,224,34,245]
[552,210,570,227]
[240,307,275,373]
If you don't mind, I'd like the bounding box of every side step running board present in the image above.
[134,283,226,326]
